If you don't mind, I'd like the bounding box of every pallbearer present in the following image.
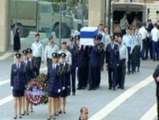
[10,53,25,119]
[59,52,71,113]
[47,52,61,120]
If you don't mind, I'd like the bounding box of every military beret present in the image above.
[27,48,32,53]
[22,49,28,55]
[60,52,66,58]
[15,53,21,59]
[95,34,103,40]
[52,52,59,58]
[75,35,80,40]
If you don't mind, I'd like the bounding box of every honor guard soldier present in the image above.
[117,34,128,89]
[76,43,88,89]
[153,64,159,120]
[21,49,29,116]
[31,33,45,75]
[106,35,119,90]
[151,23,159,61]
[46,52,61,120]
[59,52,71,114]
[26,48,37,114]
[67,36,78,95]
[44,35,59,68]
[122,27,133,74]
[88,34,103,90]
[138,23,149,60]
[10,53,25,119]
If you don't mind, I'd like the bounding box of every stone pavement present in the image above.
[0,58,158,120]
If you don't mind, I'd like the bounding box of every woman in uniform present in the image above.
[47,52,61,120]
[10,53,25,119]
[21,49,28,116]
[59,52,71,113]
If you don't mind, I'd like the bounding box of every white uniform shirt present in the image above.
[58,49,72,65]
[138,26,148,40]
[119,43,128,63]
[31,41,45,61]
[151,27,159,42]
[122,34,132,48]
[45,43,59,62]
[104,33,110,47]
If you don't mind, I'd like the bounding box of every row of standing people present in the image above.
[11,48,72,119]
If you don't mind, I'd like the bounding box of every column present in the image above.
[88,0,105,27]
[0,0,10,52]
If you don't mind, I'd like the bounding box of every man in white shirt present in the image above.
[138,23,149,60]
[98,24,105,43]
[122,27,132,74]
[31,33,45,75]
[151,23,159,61]
[44,36,59,68]
[117,34,128,89]
[58,41,72,65]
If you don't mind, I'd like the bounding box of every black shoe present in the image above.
[72,93,75,96]
[77,87,82,90]
[26,112,29,115]
[63,111,66,114]
[113,87,116,91]
[109,87,112,90]
[58,110,62,114]
[13,115,17,119]
[47,116,52,120]
[19,115,22,119]
[22,111,26,116]
[88,88,92,90]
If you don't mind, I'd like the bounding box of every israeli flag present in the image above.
[80,27,98,46]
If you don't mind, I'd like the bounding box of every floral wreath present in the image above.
[25,73,48,105]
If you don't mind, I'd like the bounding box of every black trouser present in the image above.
[117,59,126,88]
[157,97,159,119]
[121,30,126,37]
[33,57,41,76]
[100,52,105,71]
[127,47,131,73]
[108,67,117,89]
[77,67,85,89]
[89,66,100,89]
[71,67,76,94]
[142,39,148,60]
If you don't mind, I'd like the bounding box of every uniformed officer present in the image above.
[76,41,88,90]
[44,35,59,68]
[59,52,71,114]
[26,48,37,114]
[88,34,103,90]
[138,23,149,60]
[153,64,159,120]
[122,27,132,74]
[21,49,29,116]
[117,34,128,89]
[106,36,119,90]
[67,36,78,95]
[46,52,61,120]
[58,41,72,65]
[151,23,159,61]
[10,53,25,119]
[31,33,45,75]
[131,27,142,73]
